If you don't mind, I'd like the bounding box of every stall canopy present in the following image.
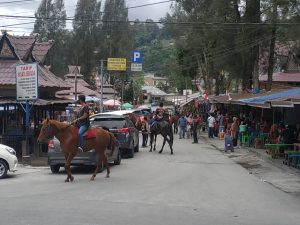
[103,99,120,106]
[122,102,133,109]
[238,88,300,107]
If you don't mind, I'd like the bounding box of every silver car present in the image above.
[47,137,121,174]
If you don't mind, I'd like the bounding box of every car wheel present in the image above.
[50,165,60,174]
[134,139,139,152]
[0,159,8,179]
[128,141,134,158]
[114,150,122,165]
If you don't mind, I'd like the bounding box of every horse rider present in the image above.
[155,102,165,121]
[72,95,90,152]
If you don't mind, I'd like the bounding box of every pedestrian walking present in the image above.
[231,117,238,147]
[192,115,199,143]
[207,113,215,138]
[141,117,150,147]
[178,115,187,139]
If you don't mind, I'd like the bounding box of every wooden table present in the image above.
[265,143,294,158]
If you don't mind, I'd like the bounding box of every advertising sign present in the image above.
[16,63,38,100]
[107,58,127,71]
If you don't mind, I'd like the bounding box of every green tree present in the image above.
[33,0,67,76]
[100,0,133,60]
[72,0,102,85]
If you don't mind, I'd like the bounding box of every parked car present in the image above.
[0,144,18,179]
[90,114,139,158]
[48,135,121,174]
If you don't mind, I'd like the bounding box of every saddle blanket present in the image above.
[75,128,97,140]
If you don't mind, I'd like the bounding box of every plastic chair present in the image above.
[241,133,250,146]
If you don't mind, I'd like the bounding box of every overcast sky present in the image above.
[0,0,173,35]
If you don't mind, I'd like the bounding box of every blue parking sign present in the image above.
[132,50,143,63]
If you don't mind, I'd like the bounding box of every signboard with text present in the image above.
[16,63,38,100]
[131,50,143,72]
[107,58,127,71]
[131,63,143,72]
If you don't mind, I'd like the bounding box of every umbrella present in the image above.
[103,99,121,106]
[85,96,100,102]
[122,102,133,109]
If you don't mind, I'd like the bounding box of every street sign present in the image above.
[16,63,38,100]
[132,50,142,63]
[107,58,127,71]
[131,63,143,72]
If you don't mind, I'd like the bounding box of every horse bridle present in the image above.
[46,123,54,139]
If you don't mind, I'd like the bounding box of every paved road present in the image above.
[1,135,300,225]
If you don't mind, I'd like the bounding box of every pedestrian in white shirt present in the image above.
[207,113,216,138]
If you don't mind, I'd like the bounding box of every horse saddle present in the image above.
[75,128,97,140]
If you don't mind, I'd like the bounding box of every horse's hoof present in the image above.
[90,177,95,181]
[159,151,162,154]
[106,175,110,178]
[70,176,74,182]
[171,152,173,155]
[65,179,69,182]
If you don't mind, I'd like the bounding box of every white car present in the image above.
[0,144,18,179]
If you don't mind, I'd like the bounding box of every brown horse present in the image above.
[127,113,142,131]
[37,119,116,182]
[169,114,179,134]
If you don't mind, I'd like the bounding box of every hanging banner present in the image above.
[16,63,38,100]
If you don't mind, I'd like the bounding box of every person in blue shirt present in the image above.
[178,115,187,139]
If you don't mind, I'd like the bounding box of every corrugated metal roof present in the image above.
[56,82,99,98]
[259,72,300,82]
[7,35,36,60]
[0,61,70,89]
[32,41,53,63]
[142,86,167,96]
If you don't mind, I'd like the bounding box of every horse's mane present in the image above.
[50,120,71,130]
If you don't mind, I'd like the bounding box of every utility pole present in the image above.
[185,78,188,102]
[74,66,78,101]
[100,60,104,113]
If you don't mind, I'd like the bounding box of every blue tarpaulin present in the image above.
[239,88,300,105]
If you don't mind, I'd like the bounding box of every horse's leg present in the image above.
[64,151,76,182]
[102,151,110,178]
[153,134,157,151]
[91,149,104,181]
[159,136,167,154]
[166,135,174,155]
[149,133,153,152]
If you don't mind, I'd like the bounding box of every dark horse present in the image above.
[37,119,116,182]
[149,116,174,154]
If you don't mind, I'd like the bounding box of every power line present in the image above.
[0,21,35,28]
[128,0,174,10]
[0,0,35,4]
[0,14,299,26]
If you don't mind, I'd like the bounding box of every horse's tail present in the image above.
[108,132,116,157]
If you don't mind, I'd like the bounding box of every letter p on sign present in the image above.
[132,50,142,63]
[134,52,140,61]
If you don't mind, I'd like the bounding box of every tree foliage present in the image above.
[33,0,67,76]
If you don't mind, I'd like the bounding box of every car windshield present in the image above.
[91,117,126,129]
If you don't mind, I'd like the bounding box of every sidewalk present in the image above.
[20,155,48,167]
[199,133,300,195]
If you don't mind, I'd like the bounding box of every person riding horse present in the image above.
[72,95,90,152]
[153,102,169,126]
[149,102,173,154]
